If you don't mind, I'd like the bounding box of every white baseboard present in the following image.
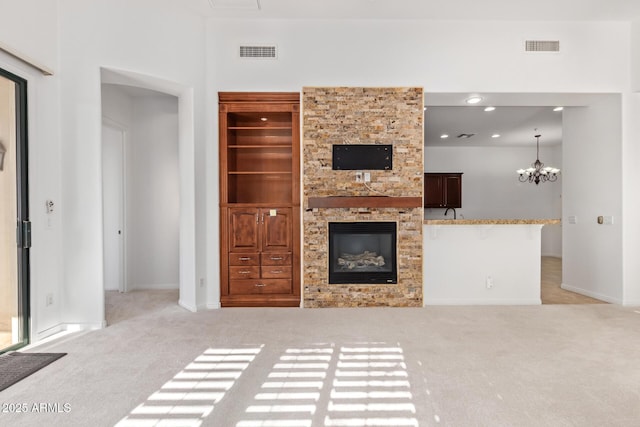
[34,323,66,342]
[622,299,640,306]
[561,283,622,304]
[206,302,221,309]
[178,299,198,312]
[129,283,179,290]
[29,322,104,349]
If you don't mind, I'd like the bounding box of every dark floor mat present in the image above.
[0,352,66,392]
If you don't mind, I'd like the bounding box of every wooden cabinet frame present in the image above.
[219,92,300,307]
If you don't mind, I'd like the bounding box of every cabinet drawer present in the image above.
[229,253,260,266]
[261,266,291,279]
[229,279,292,295]
[229,266,260,279]
[261,252,292,266]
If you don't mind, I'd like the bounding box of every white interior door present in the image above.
[102,123,125,292]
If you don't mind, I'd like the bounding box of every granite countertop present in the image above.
[423,219,561,225]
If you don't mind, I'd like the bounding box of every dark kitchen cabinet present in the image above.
[424,173,463,208]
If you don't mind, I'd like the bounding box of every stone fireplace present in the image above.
[302,87,424,307]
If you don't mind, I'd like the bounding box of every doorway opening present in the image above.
[101,84,180,325]
[100,67,195,325]
[0,67,29,353]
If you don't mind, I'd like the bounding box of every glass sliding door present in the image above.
[0,68,29,353]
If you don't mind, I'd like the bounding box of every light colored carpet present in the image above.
[2,290,639,427]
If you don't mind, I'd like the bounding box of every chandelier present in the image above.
[517,133,560,185]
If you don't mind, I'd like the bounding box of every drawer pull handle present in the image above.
[239,270,251,274]
[255,283,266,287]
[239,257,252,261]
[270,257,284,260]
[270,270,283,274]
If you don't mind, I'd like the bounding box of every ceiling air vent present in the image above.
[239,45,277,59]
[457,133,475,139]
[525,40,560,52]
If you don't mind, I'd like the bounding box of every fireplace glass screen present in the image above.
[328,222,397,284]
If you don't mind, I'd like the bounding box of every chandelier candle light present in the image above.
[517,133,560,185]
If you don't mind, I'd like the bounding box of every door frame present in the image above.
[102,118,127,294]
[0,66,29,353]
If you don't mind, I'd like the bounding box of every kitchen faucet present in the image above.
[444,207,457,219]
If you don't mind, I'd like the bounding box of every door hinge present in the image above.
[17,220,31,248]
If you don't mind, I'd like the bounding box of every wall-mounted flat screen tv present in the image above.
[332,144,392,170]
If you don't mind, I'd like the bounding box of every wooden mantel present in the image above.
[307,196,422,209]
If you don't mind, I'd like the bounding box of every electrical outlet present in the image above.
[355,171,363,182]
[364,172,371,182]
[46,293,53,306]
[486,276,494,289]
[199,278,205,288]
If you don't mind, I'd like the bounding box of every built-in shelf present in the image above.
[307,196,422,209]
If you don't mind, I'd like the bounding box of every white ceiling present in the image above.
[197,0,640,21]
[425,106,562,147]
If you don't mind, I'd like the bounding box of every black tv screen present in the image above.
[332,144,392,170]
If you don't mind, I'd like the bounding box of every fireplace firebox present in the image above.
[328,222,397,284]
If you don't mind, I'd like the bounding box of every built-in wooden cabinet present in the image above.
[219,92,300,307]
[424,173,463,208]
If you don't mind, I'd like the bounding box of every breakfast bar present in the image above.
[423,219,561,305]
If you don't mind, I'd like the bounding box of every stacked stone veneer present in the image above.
[302,87,424,307]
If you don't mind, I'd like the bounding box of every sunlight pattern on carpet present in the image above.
[114,346,263,427]
[234,343,418,427]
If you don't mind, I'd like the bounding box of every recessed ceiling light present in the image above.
[553,106,563,112]
[484,106,496,112]
[491,134,501,138]
[466,96,483,104]
[260,117,268,121]
[440,134,449,139]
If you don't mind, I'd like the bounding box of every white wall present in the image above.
[102,85,133,130]
[208,19,629,91]
[624,21,640,304]
[563,97,623,303]
[424,145,562,256]
[0,0,58,71]
[57,0,206,327]
[128,95,179,290]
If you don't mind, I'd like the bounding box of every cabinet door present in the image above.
[424,174,444,207]
[229,208,260,252]
[443,175,462,208]
[261,208,292,252]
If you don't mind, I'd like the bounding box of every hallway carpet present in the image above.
[1,290,639,426]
